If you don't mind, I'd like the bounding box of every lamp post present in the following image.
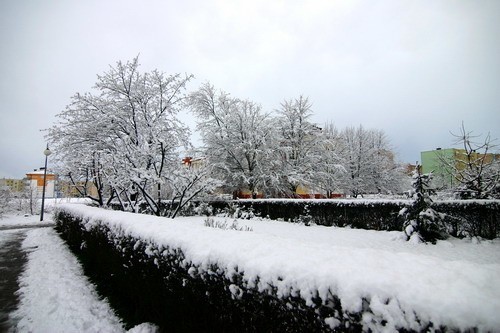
[40,144,52,221]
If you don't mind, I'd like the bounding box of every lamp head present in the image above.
[43,145,52,157]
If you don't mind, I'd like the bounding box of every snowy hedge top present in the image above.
[236,198,500,206]
[56,204,500,332]
[236,198,410,205]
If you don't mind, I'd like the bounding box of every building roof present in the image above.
[26,170,55,176]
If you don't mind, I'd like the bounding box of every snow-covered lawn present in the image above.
[60,204,500,332]
[0,214,54,229]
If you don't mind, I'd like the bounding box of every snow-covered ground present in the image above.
[2,204,500,332]
[0,214,157,333]
[0,214,53,230]
[10,226,125,332]
[61,204,500,332]
[0,198,89,229]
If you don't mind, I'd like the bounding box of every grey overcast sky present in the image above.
[1,0,499,179]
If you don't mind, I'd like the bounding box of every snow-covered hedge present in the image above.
[234,199,405,228]
[233,199,500,239]
[55,207,340,332]
[54,204,499,332]
[432,200,500,239]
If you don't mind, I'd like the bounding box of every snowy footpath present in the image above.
[0,214,155,333]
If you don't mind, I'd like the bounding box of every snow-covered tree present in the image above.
[400,164,445,243]
[96,58,193,214]
[165,157,220,218]
[274,96,324,196]
[438,123,500,199]
[337,125,403,197]
[24,181,40,216]
[310,122,345,197]
[368,129,406,195]
[189,83,275,196]
[47,92,114,206]
[340,126,371,197]
[47,57,200,216]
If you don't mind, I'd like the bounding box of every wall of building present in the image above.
[0,178,26,192]
[26,171,56,198]
[421,148,457,188]
[421,148,500,190]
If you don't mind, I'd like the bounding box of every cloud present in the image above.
[1,0,499,178]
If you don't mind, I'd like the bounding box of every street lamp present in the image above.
[40,144,52,221]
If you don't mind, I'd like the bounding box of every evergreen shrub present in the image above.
[232,199,500,239]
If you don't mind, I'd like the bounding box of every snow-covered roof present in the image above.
[26,170,55,176]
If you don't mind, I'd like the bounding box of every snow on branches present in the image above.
[400,165,445,243]
[46,57,214,216]
[48,58,407,211]
[189,83,276,195]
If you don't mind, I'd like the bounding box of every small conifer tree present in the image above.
[400,164,445,243]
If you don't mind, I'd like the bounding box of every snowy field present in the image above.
[0,214,157,333]
[59,204,500,332]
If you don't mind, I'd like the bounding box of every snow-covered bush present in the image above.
[295,203,314,226]
[204,217,253,231]
[193,202,213,216]
[229,204,256,220]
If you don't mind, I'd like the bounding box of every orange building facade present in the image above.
[26,169,56,198]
